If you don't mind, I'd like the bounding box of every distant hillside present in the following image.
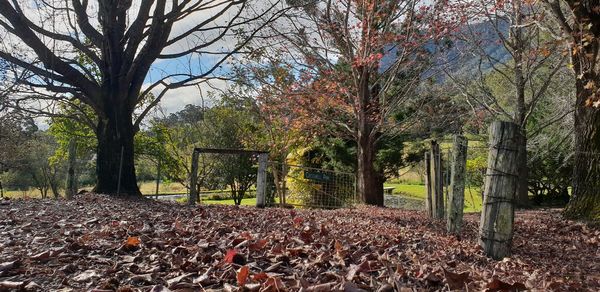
[380,20,511,80]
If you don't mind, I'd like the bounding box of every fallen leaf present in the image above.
[305,282,335,291]
[167,272,196,287]
[293,217,304,227]
[0,281,25,289]
[224,249,246,265]
[486,277,527,291]
[443,268,470,290]
[30,250,51,261]
[149,285,171,292]
[343,282,368,292]
[237,266,249,286]
[73,270,99,282]
[253,272,269,281]
[124,236,141,248]
[0,260,19,274]
[249,239,269,251]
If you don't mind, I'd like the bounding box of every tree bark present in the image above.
[447,135,467,234]
[94,104,140,196]
[565,78,600,221]
[357,135,384,206]
[255,153,268,208]
[512,0,530,209]
[355,67,384,206]
[430,141,444,219]
[424,152,433,217]
[515,133,530,207]
[561,1,600,222]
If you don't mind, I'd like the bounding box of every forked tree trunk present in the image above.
[94,104,141,196]
[565,77,600,221]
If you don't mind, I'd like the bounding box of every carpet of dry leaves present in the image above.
[0,194,598,291]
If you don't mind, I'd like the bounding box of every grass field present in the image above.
[202,197,257,206]
[2,182,483,212]
[384,183,483,213]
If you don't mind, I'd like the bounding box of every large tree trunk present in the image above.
[94,104,140,196]
[357,134,384,206]
[355,67,384,206]
[562,4,600,221]
[565,78,600,221]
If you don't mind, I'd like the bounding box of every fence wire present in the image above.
[268,162,356,209]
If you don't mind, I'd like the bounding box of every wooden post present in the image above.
[430,141,444,219]
[155,158,161,200]
[65,139,77,199]
[447,135,468,234]
[424,152,433,217]
[281,163,288,205]
[479,121,519,259]
[189,150,199,205]
[442,149,452,209]
[256,153,268,208]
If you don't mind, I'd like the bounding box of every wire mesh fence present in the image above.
[267,162,356,209]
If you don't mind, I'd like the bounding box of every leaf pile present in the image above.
[0,194,598,291]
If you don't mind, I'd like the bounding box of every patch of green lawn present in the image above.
[384,183,483,213]
[201,197,257,206]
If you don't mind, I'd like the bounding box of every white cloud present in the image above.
[150,79,231,115]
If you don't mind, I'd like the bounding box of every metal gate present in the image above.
[267,162,356,209]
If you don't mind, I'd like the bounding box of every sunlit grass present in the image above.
[384,183,483,213]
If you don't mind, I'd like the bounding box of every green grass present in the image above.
[202,197,257,206]
[3,189,52,199]
[3,182,482,212]
[138,181,187,194]
[384,183,483,213]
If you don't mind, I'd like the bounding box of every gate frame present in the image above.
[188,148,269,207]
[269,161,357,209]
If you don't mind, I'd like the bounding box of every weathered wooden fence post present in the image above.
[479,121,520,259]
[424,152,433,217]
[256,153,268,208]
[65,139,77,199]
[155,158,161,200]
[447,135,468,234]
[189,150,199,205]
[430,140,444,219]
